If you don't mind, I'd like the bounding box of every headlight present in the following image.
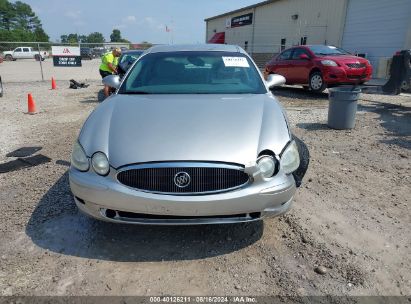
[91,152,110,176]
[280,141,300,174]
[321,60,338,66]
[257,156,276,179]
[71,141,89,171]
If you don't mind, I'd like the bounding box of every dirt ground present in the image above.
[0,79,410,299]
[0,59,100,82]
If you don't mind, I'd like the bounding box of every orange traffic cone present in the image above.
[51,77,57,90]
[27,93,37,114]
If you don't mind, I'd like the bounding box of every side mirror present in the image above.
[266,74,286,89]
[299,54,310,60]
[102,75,121,89]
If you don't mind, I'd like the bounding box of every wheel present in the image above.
[309,71,326,93]
[401,80,410,92]
[292,135,310,187]
[97,90,106,102]
[5,55,13,61]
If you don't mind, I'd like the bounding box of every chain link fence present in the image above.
[0,41,394,83]
[0,41,154,83]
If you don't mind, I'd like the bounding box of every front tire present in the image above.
[5,55,13,61]
[292,135,310,187]
[309,72,326,93]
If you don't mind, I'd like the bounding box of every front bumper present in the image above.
[322,66,372,84]
[69,167,297,225]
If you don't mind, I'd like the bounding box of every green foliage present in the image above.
[34,27,49,42]
[109,29,130,43]
[60,32,105,45]
[0,0,49,42]
[110,29,122,42]
[60,33,80,44]
[87,32,105,44]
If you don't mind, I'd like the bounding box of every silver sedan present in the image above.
[69,44,309,225]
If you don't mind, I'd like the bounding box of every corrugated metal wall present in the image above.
[206,0,348,53]
[252,0,347,53]
[341,0,411,75]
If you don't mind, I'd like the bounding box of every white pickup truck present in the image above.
[3,47,49,61]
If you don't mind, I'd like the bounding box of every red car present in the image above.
[264,45,373,93]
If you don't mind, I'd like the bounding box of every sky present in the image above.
[22,0,260,43]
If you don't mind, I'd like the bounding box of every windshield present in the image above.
[118,51,266,94]
[308,45,350,56]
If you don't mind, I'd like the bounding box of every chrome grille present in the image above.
[117,163,250,195]
[347,63,366,68]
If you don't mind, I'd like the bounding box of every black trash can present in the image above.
[328,87,361,130]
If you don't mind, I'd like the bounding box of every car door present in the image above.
[13,48,23,59]
[272,49,293,83]
[22,47,31,59]
[288,48,313,84]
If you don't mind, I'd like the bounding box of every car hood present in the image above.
[79,94,291,168]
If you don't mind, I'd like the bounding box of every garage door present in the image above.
[342,0,411,74]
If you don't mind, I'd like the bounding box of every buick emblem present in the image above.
[174,172,191,188]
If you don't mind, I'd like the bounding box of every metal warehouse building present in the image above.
[205,0,411,76]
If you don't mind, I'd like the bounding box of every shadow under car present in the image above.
[25,172,264,262]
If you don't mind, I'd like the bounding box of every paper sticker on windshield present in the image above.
[222,57,250,68]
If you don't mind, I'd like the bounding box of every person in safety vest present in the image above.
[99,48,122,97]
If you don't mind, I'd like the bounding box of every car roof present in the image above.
[287,45,337,49]
[145,44,245,54]
[121,50,144,54]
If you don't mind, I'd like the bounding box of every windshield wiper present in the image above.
[122,91,152,95]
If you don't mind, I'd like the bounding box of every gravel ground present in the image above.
[0,58,100,83]
[0,80,410,298]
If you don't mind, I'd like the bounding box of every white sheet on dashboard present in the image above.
[222,57,250,68]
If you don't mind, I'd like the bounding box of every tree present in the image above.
[60,32,105,45]
[87,32,105,44]
[0,0,49,41]
[0,0,15,31]
[13,1,41,31]
[34,27,48,42]
[110,29,122,42]
[60,34,68,43]
[78,34,88,43]
[61,33,77,43]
